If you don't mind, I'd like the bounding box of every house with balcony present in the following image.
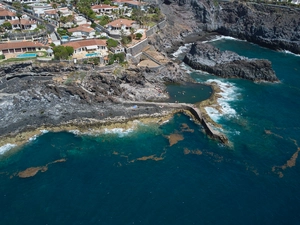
[106,18,137,35]
[0,41,47,55]
[62,39,108,58]
[8,18,37,30]
[67,24,95,38]
[0,8,17,25]
[112,0,146,10]
[91,4,118,14]
[73,14,91,26]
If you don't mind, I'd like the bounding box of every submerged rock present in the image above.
[183,42,279,82]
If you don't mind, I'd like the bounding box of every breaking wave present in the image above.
[0,143,17,155]
[203,35,242,43]
[172,43,192,59]
[204,79,241,122]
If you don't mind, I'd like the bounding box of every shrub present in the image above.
[135,33,142,40]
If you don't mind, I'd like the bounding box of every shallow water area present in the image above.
[166,82,212,103]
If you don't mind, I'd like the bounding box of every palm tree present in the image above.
[16,12,23,30]
[57,10,62,28]
[129,27,136,42]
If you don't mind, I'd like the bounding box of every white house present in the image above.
[0,8,17,25]
[8,18,37,30]
[73,14,91,26]
[91,4,118,14]
[106,18,137,35]
[62,39,108,57]
[67,24,95,38]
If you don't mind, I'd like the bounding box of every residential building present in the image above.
[91,4,118,14]
[73,14,91,26]
[110,45,125,54]
[62,39,107,56]
[8,18,37,30]
[113,0,146,10]
[30,3,53,17]
[106,18,137,35]
[67,24,95,38]
[0,8,16,25]
[0,41,47,55]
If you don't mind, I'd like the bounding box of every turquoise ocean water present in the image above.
[1,38,300,224]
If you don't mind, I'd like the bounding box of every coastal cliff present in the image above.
[183,42,278,82]
[153,0,300,54]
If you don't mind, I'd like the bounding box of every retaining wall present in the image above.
[146,19,166,37]
[125,38,149,56]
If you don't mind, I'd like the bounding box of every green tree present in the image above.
[120,29,130,45]
[107,38,118,49]
[53,46,73,60]
[65,46,74,55]
[52,3,58,10]
[16,12,23,29]
[12,1,22,11]
[129,27,136,41]
[2,22,12,30]
[57,10,62,28]
[135,33,142,40]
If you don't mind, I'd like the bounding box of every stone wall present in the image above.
[125,38,149,56]
[146,20,167,37]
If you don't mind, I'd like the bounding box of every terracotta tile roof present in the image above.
[91,4,117,9]
[0,8,16,17]
[107,19,136,28]
[112,0,128,3]
[0,41,46,51]
[44,9,56,15]
[62,39,107,50]
[68,25,94,33]
[124,1,144,6]
[9,19,36,26]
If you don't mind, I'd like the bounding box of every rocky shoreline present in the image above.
[0,60,199,149]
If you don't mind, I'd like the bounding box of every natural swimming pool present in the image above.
[17,53,37,58]
[86,52,98,57]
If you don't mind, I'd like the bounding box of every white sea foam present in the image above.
[204,79,240,122]
[281,50,300,57]
[172,43,192,59]
[103,128,134,137]
[40,129,49,134]
[69,130,81,135]
[28,135,38,142]
[203,35,242,43]
[0,143,17,155]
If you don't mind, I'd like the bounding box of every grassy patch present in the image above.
[0,58,35,64]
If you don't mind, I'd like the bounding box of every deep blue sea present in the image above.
[1,38,300,225]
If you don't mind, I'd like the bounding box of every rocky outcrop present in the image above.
[183,42,278,82]
[0,62,192,137]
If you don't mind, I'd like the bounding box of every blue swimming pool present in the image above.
[62,35,69,40]
[86,53,98,57]
[17,53,37,58]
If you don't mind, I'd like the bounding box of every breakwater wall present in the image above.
[121,101,228,144]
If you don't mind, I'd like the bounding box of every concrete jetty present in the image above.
[122,101,228,144]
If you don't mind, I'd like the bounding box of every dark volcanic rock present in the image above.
[183,42,278,82]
